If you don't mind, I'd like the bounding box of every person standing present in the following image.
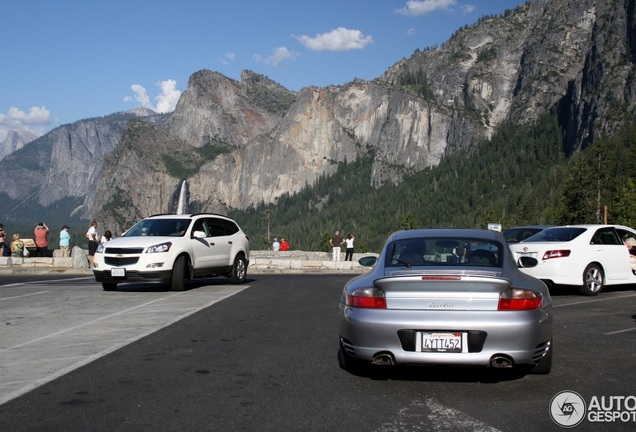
[280,238,290,251]
[344,233,355,261]
[330,230,344,261]
[101,230,113,243]
[272,238,280,251]
[34,222,50,257]
[10,233,24,257]
[86,220,99,268]
[59,225,71,257]
[0,224,8,256]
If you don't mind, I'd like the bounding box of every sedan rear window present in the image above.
[523,227,586,242]
[388,237,503,268]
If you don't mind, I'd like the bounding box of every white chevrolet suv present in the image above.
[93,213,249,291]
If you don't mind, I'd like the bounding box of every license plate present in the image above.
[111,268,125,277]
[421,332,463,352]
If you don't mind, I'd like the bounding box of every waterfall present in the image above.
[176,180,188,214]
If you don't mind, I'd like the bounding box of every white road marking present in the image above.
[0,282,250,405]
[0,291,49,301]
[553,292,636,308]
[604,327,636,335]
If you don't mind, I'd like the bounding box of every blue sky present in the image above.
[0,0,524,140]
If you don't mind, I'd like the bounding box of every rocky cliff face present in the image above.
[167,70,294,149]
[0,130,36,160]
[381,0,632,154]
[0,110,166,222]
[2,0,636,232]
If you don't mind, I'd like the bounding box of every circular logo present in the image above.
[550,390,586,428]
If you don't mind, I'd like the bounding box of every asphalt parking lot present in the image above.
[0,274,634,431]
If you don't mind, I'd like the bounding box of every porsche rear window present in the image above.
[387,237,503,267]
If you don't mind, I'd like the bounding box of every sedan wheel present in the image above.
[580,263,603,296]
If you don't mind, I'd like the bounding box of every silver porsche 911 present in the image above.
[338,229,553,375]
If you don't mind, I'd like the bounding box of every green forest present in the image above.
[229,114,636,253]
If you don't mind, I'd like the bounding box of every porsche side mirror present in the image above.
[358,256,378,267]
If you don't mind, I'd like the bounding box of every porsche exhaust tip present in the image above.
[371,352,395,366]
[490,355,513,368]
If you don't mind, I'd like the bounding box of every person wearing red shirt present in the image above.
[34,222,50,257]
[280,238,290,251]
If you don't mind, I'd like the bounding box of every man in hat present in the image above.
[60,225,71,257]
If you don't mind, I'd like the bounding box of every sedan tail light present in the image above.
[542,249,571,260]
[498,288,542,310]
[347,287,387,309]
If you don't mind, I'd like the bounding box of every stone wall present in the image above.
[0,246,89,269]
[248,250,377,273]
[0,248,378,273]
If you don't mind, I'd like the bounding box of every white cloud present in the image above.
[396,0,457,16]
[294,27,373,52]
[0,106,51,138]
[155,80,181,113]
[129,84,151,108]
[219,52,236,65]
[461,4,476,14]
[125,79,181,113]
[407,28,417,36]
[253,46,298,67]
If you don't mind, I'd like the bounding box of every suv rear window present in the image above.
[205,217,239,236]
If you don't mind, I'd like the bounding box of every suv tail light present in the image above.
[498,288,542,310]
[347,287,387,309]
[542,249,570,260]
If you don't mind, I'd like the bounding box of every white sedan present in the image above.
[508,224,636,295]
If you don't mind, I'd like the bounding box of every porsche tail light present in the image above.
[542,249,571,260]
[498,288,542,310]
[347,287,387,309]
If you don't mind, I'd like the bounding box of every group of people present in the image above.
[0,222,58,258]
[0,220,114,265]
[86,220,114,267]
[330,230,355,261]
[271,238,290,251]
[270,230,355,261]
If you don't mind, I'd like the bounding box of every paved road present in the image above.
[0,274,635,431]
